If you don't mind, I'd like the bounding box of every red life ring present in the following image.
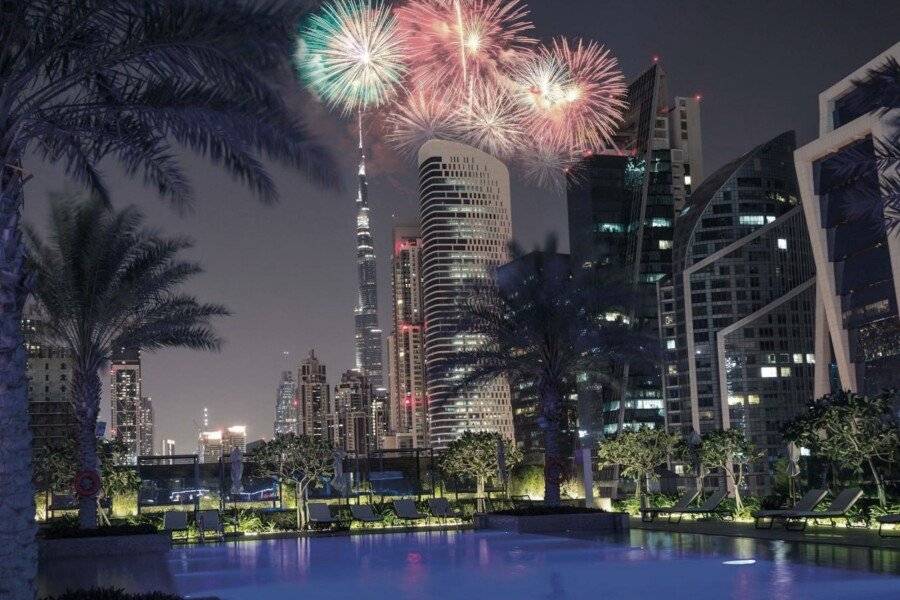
[73,470,101,497]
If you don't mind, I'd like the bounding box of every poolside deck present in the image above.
[631,517,900,550]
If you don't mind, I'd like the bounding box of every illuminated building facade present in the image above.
[24,314,75,447]
[330,369,375,454]
[110,346,142,463]
[137,396,153,457]
[198,430,223,463]
[386,226,428,448]
[418,139,514,449]
[274,370,298,435]
[298,349,330,439]
[662,130,815,492]
[222,425,247,455]
[794,42,900,398]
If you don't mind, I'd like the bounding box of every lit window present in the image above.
[667,365,677,375]
[777,238,788,250]
[766,215,776,223]
[684,175,692,186]
[666,339,676,350]
[792,354,803,364]
[766,354,777,363]
[728,395,744,406]
[596,222,624,233]
[806,353,815,364]
[649,217,672,228]
[748,394,760,405]
[780,367,792,377]
[739,215,765,226]
[659,240,672,250]
[761,367,778,378]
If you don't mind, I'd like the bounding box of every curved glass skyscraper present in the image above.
[417,140,514,449]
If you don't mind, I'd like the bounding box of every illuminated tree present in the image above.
[249,433,335,529]
[596,428,678,502]
[785,390,898,507]
[440,431,521,509]
[697,429,761,512]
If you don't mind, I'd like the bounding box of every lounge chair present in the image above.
[876,514,900,537]
[393,499,427,522]
[639,489,700,523]
[427,497,464,520]
[784,488,864,531]
[162,510,189,541]
[667,488,730,522]
[752,489,828,529]
[197,509,223,542]
[308,502,343,528]
[350,504,383,527]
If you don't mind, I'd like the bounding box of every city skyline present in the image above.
[20,3,900,453]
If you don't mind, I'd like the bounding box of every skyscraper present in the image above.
[794,41,900,397]
[198,430,223,463]
[137,396,153,457]
[23,314,75,447]
[110,346,141,463]
[298,349,330,439]
[386,226,428,448]
[353,116,385,391]
[274,370,298,435]
[567,62,704,438]
[661,131,815,493]
[418,139,515,449]
[222,425,247,455]
[330,369,374,454]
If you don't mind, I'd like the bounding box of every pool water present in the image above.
[40,529,899,599]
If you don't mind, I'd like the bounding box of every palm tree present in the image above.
[26,196,228,529]
[0,2,335,595]
[442,236,659,506]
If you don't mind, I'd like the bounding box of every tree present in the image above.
[1,2,336,596]
[441,236,658,505]
[785,390,898,507]
[97,439,140,523]
[248,433,335,530]
[27,196,228,529]
[441,431,521,511]
[596,428,678,503]
[698,429,761,513]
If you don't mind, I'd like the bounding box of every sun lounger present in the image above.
[162,510,189,541]
[876,514,900,537]
[308,502,343,528]
[667,488,730,522]
[427,497,464,519]
[393,499,427,522]
[197,509,223,542]
[639,489,700,522]
[784,488,864,530]
[752,489,828,529]
[350,504,383,526]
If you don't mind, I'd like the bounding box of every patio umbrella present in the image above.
[229,447,244,496]
[331,450,349,497]
[787,442,801,502]
[687,429,703,491]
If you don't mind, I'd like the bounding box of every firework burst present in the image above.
[516,142,585,192]
[395,0,535,98]
[513,37,626,152]
[385,89,464,156]
[455,84,528,157]
[298,0,407,115]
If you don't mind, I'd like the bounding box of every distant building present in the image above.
[110,346,141,463]
[330,370,374,454]
[137,396,154,457]
[23,314,76,447]
[496,251,578,462]
[222,425,247,455]
[298,349,330,439]
[386,226,428,448]
[567,62,703,438]
[198,430,223,463]
[162,438,176,456]
[418,139,515,449]
[794,41,900,397]
[274,370,298,435]
[662,130,815,493]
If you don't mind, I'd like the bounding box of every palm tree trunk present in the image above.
[73,367,102,529]
[541,386,563,506]
[0,183,37,600]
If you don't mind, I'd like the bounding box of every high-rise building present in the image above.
[794,42,900,397]
[386,226,428,448]
[198,430,222,463]
[418,139,515,449]
[274,370,298,435]
[162,438,176,456]
[222,425,247,455]
[330,370,374,454]
[496,251,579,462]
[567,62,704,438]
[23,314,76,447]
[110,346,141,463]
[298,349,330,439]
[661,130,815,493]
[137,396,153,457]
[353,116,385,392]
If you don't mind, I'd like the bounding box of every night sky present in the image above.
[23,1,900,452]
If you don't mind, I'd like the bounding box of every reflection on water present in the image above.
[37,529,899,600]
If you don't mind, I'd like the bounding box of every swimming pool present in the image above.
[39,529,899,599]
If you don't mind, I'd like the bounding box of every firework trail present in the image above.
[455,83,529,157]
[298,0,407,115]
[384,88,464,156]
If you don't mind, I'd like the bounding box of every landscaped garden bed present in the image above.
[39,522,169,560]
[476,506,629,534]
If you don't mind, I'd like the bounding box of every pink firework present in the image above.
[513,37,626,153]
[455,82,528,157]
[516,141,584,192]
[395,0,536,98]
[385,88,463,156]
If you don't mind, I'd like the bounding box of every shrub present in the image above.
[40,521,158,539]
[41,589,182,600]
[491,506,605,516]
[560,477,585,500]
[510,465,544,500]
